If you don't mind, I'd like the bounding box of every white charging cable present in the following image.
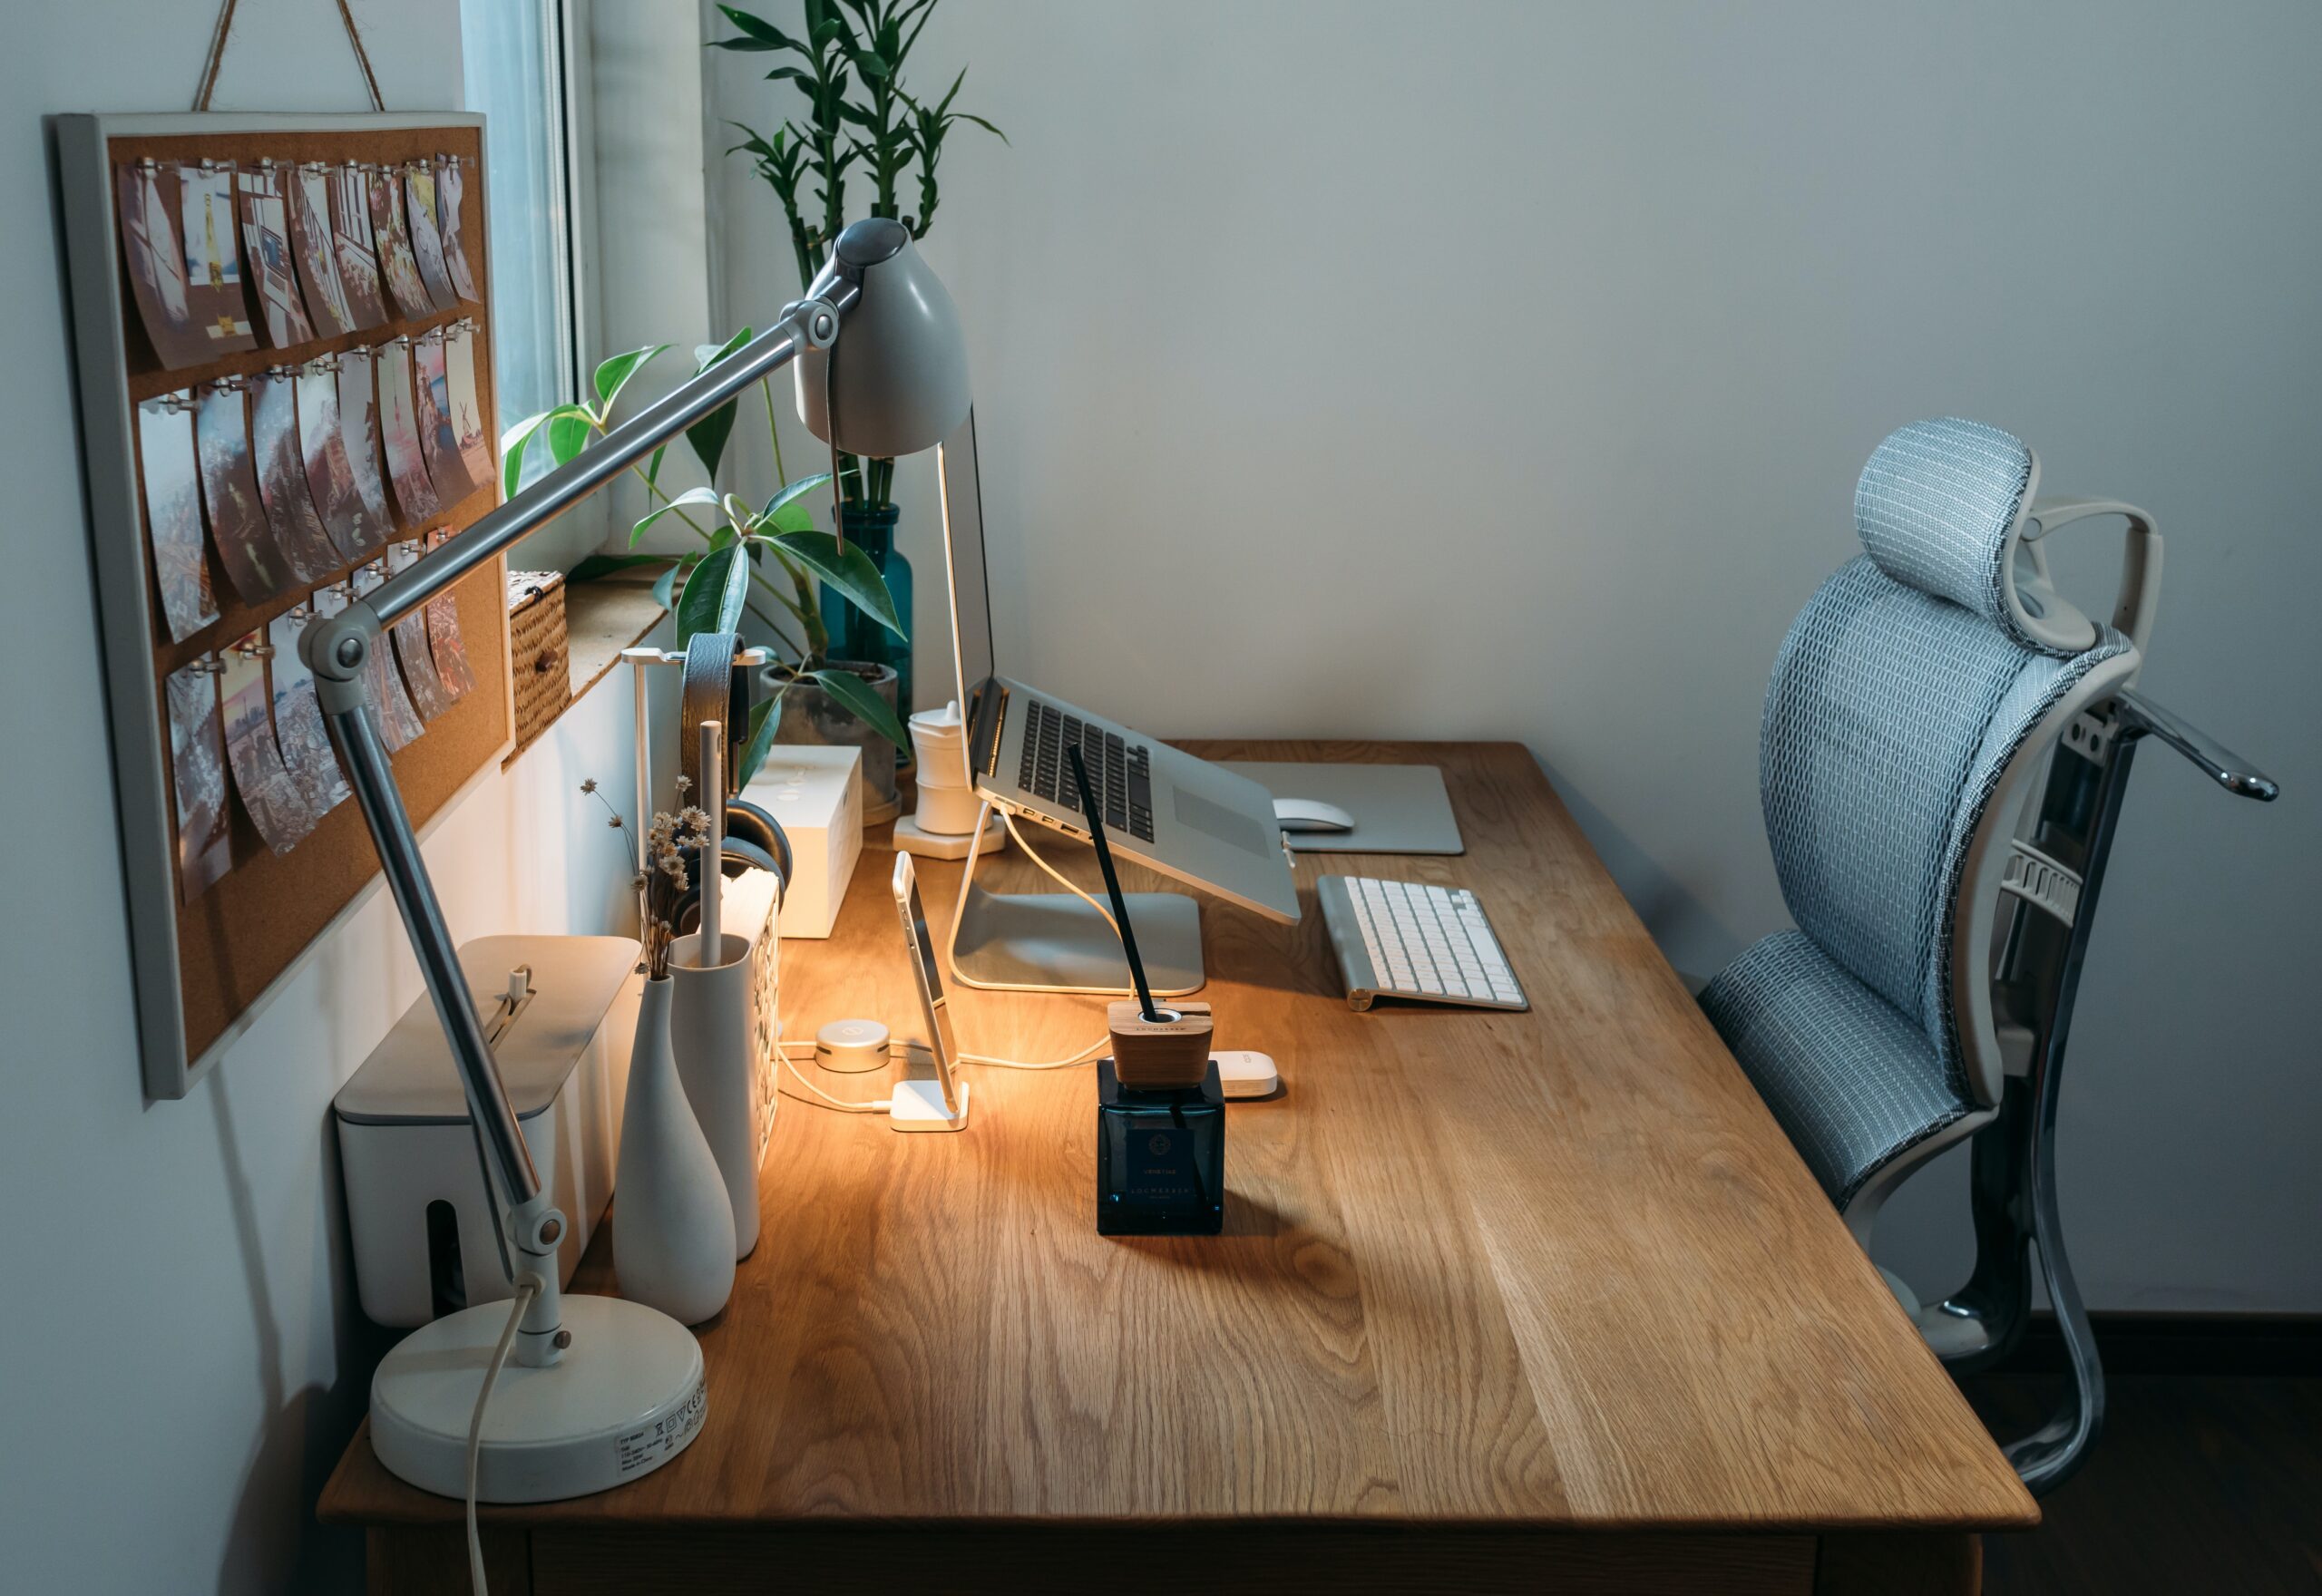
[779,1030,1109,1076]
[1000,809,1118,934]
[466,1278,539,1596]
[772,1044,891,1113]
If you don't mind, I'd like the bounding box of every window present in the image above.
[460,0,578,483]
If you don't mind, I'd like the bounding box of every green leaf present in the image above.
[593,344,670,410]
[716,5,800,50]
[675,543,744,646]
[650,560,686,611]
[767,498,818,535]
[716,535,751,632]
[955,112,1009,143]
[684,328,756,482]
[767,528,905,638]
[735,693,783,788]
[546,409,595,467]
[630,485,722,547]
[762,472,832,523]
[809,666,910,750]
[689,402,740,482]
[500,410,553,499]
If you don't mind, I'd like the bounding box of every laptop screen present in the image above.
[935,408,996,712]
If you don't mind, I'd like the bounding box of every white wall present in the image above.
[706,0,2319,1311]
[0,6,659,1591]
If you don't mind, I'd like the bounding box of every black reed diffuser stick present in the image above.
[1066,744,1162,1022]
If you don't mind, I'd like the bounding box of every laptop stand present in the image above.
[943,799,1205,996]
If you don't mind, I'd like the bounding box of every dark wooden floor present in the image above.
[1962,1373,2322,1594]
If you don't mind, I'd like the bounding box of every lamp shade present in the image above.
[795,219,972,459]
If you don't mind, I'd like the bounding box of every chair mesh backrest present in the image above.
[1762,421,2130,1089]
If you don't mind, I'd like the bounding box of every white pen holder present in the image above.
[669,930,763,1259]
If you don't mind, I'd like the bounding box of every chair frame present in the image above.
[1826,494,2278,1495]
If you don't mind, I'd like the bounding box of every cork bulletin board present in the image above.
[53,112,512,1098]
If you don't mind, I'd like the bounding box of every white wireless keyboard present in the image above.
[1317,875,1528,1012]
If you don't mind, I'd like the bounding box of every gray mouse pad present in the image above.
[1221,762,1465,854]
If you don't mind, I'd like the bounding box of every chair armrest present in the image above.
[2112,686,2281,800]
[2025,498,2161,655]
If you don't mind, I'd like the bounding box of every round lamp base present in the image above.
[370,1294,705,1504]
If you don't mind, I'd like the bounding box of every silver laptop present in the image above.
[935,411,1300,924]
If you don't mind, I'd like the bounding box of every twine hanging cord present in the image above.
[193,0,386,113]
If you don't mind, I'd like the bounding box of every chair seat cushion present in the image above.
[1701,929,1971,1207]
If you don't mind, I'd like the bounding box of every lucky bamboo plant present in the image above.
[505,336,912,787]
[716,0,1004,514]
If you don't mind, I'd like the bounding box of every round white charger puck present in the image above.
[815,1018,892,1074]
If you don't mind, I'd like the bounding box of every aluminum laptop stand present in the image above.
[944,796,1205,995]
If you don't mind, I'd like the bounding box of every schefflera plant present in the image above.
[502,335,912,787]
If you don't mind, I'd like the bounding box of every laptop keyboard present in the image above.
[1020,699,1155,842]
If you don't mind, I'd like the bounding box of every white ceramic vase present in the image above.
[669,930,764,1259]
[614,973,736,1325]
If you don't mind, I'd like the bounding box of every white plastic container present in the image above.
[334,936,639,1328]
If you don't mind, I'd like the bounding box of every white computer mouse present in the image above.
[1273,797,1355,833]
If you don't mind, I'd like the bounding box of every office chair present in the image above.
[1700,417,2278,1496]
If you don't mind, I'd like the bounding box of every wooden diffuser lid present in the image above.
[1107,999,1214,1089]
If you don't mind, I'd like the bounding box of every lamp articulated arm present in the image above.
[301,292,848,1367]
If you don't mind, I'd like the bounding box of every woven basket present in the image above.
[506,569,571,754]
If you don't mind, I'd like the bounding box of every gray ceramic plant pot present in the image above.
[759,659,901,822]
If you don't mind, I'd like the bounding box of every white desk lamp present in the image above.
[303,218,970,1504]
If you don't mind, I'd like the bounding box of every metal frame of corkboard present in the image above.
[51,111,512,1099]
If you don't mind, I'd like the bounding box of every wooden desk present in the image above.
[322,741,2036,1593]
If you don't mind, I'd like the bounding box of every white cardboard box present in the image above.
[742,744,863,939]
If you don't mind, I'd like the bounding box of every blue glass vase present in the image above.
[823,502,912,718]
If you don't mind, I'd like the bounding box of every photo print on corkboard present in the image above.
[413,331,477,505]
[118,161,210,368]
[336,348,398,542]
[165,657,231,902]
[385,540,454,722]
[288,162,356,337]
[423,527,476,701]
[220,632,318,855]
[402,161,459,312]
[268,603,352,817]
[366,166,433,321]
[194,379,296,604]
[298,358,392,560]
[236,163,316,350]
[249,368,345,581]
[346,563,427,750]
[328,164,389,331]
[137,391,219,643]
[444,325,494,493]
[436,155,480,304]
[177,161,258,358]
[375,337,441,524]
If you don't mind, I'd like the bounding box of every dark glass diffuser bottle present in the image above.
[1098,1058,1225,1235]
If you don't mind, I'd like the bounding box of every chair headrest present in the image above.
[1854,417,2088,655]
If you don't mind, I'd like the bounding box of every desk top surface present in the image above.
[321,740,2035,1533]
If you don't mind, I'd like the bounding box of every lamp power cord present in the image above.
[466,1278,539,1596]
